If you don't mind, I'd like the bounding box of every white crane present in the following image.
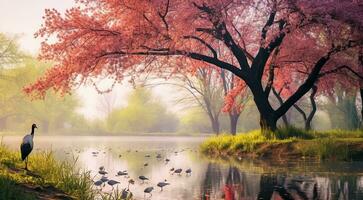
[20,124,37,170]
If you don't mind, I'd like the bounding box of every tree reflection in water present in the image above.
[200,163,363,200]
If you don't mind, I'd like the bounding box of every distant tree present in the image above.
[221,70,250,135]
[167,67,224,134]
[0,33,24,67]
[0,57,81,133]
[178,108,213,134]
[107,87,178,133]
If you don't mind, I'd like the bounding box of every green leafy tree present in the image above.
[107,87,178,134]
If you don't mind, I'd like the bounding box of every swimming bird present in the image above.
[20,124,37,170]
[144,186,154,197]
[99,166,105,171]
[173,168,182,175]
[186,168,192,176]
[144,162,148,167]
[116,170,128,176]
[156,154,162,159]
[165,158,170,162]
[157,180,170,191]
[99,170,108,175]
[139,175,149,183]
[169,167,175,173]
[107,180,120,189]
[94,180,103,187]
[100,176,109,183]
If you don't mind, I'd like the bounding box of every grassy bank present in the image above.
[0,144,131,200]
[201,128,363,161]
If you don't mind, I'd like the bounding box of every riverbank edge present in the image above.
[0,145,92,200]
[200,130,363,161]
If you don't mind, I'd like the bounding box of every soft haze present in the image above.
[0,0,180,119]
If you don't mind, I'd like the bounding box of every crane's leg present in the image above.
[25,157,28,170]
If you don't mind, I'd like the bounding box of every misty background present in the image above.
[0,0,360,135]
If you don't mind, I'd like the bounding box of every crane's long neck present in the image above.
[31,127,35,136]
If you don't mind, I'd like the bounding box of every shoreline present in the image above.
[200,129,363,161]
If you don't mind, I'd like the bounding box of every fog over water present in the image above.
[2,135,363,200]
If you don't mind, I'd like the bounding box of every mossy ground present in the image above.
[200,128,363,161]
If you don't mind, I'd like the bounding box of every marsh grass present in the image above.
[0,174,37,200]
[201,128,363,161]
[0,144,132,200]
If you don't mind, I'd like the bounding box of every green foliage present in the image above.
[324,88,360,130]
[0,144,135,200]
[178,108,212,133]
[107,87,178,133]
[0,33,25,67]
[201,128,363,161]
[0,175,37,200]
[0,57,86,134]
[274,126,314,139]
[0,145,95,199]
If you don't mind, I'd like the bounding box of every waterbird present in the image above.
[116,170,128,176]
[169,167,175,173]
[157,180,170,191]
[99,170,108,175]
[100,176,109,183]
[144,162,148,167]
[128,179,135,190]
[186,168,192,176]
[99,166,105,171]
[20,124,37,170]
[94,180,103,187]
[156,154,162,159]
[173,168,182,175]
[139,175,149,183]
[165,158,170,162]
[121,188,131,199]
[107,179,120,189]
[144,186,154,197]
[145,154,151,157]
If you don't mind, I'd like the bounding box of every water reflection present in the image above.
[200,163,363,200]
[1,136,363,200]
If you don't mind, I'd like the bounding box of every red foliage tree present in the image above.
[25,0,363,132]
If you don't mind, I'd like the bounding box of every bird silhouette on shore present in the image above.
[20,124,37,171]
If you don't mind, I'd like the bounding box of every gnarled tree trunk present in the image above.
[305,85,317,130]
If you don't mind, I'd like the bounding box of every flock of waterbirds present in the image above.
[90,148,194,199]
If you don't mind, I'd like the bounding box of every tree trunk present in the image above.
[229,113,239,135]
[272,87,289,127]
[260,114,277,133]
[305,85,317,130]
[360,88,363,128]
[211,117,220,135]
[249,83,277,133]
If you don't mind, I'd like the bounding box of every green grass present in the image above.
[0,175,37,200]
[201,128,363,161]
[0,145,132,200]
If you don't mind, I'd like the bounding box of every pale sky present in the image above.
[0,0,180,119]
